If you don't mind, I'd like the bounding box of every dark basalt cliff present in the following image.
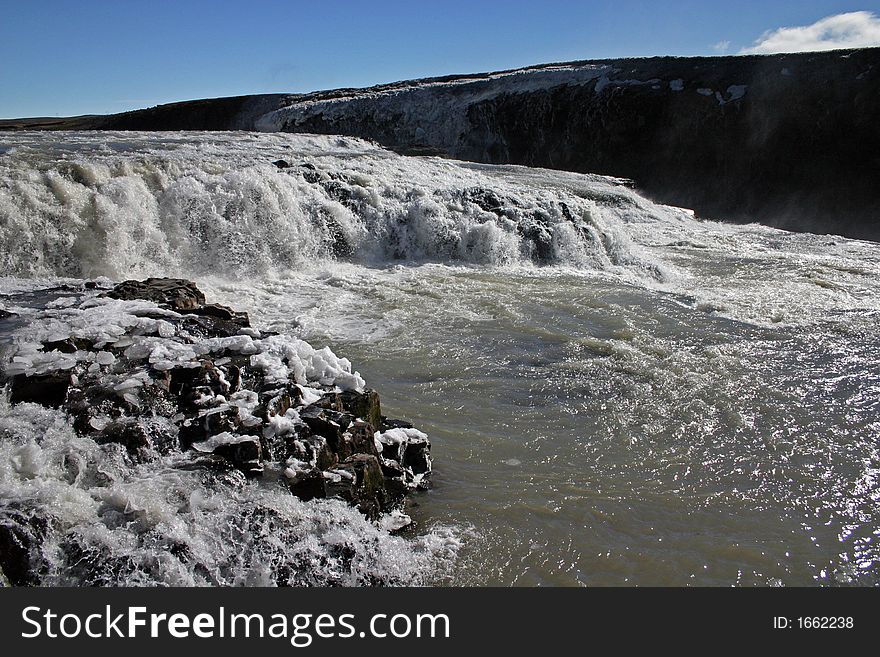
[271,50,880,240]
[3,50,879,239]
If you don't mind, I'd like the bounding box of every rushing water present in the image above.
[1,132,879,586]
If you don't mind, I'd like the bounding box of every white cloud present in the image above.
[712,40,731,54]
[740,10,880,54]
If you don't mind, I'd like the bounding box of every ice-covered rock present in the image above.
[0,278,430,509]
[0,278,442,586]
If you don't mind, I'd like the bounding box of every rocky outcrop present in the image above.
[106,277,208,310]
[0,279,450,587]
[1,278,431,551]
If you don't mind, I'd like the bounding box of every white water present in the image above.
[2,132,879,585]
[0,131,670,281]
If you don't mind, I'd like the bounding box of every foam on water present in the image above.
[0,396,459,586]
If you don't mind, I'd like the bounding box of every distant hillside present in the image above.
[3,49,879,240]
[0,94,291,132]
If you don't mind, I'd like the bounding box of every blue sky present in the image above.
[1,0,879,118]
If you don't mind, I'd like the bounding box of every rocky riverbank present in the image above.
[0,278,433,586]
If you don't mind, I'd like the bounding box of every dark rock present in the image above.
[379,460,411,501]
[177,314,246,339]
[202,405,243,436]
[0,505,48,586]
[311,437,338,470]
[262,391,294,418]
[314,391,344,413]
[168,362,230,414]
[463,187,507,215]
[67,388,113,434]
[298,163,324,184]
[174,453,236,473]
[9,372,71,407]
[286,468,327,501]
[286,432,338,471]
[42,337,94,354]
[518,218,554,263]
[339,389,382,432]
[225,363,243,391]
[377,439,401,464]
[66,380,176,438]
[379,459,406,479]
[402,437,432,480]
[300,404,354,455]
[178,404,245,451]
[272,159,292,169]
[314,387,380,418]
[381,416,414,430]
[397,145,448,157]
[260,403,310,463]
[94,419,151,452]
[375,426,432,491]
[179,408,249,449]
[344,419,380,459]
[188,303,250,327]
[199,437,263,477]
[322,180,356,205]
[327,454,387,519]
[106,278,206,311]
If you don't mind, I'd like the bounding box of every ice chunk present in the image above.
[377,510,413,533]
[114,378,143,392]
[191,432,259,453]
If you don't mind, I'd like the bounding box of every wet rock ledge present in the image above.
[1,278,431,523]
